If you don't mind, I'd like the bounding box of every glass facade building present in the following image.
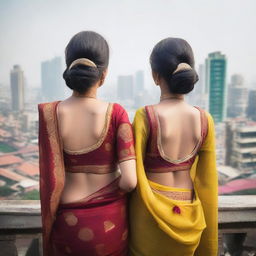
[205,52,227,123]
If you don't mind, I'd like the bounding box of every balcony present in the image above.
[235,137,256,144]
[0,196,256,256]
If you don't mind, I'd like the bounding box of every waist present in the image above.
[148,179,194,202]
[145,165,192,173]
[146,171,193,189]
[60,173,121,204]
[65,163,117,174]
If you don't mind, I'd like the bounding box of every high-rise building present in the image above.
[227,74,248,118]
[117,75,133,100]
[41,57,65,101]
[225,119,256,171]
[188,64,208,108]
[205,52,227,123]
[10,65,25,111]
[247,89,256,121]
[215,123,226,165]
[134,70,144,94]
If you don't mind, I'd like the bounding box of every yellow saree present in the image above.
[129,107,218,256]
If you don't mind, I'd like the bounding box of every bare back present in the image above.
[57,97,119,203]
[146,100,201,189]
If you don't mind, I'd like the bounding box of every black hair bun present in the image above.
[168,69,198,94]
[63,64,99,94]
[63,31,109,94]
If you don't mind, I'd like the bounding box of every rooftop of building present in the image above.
[16,162,39,176]
[2,144,38,156]
[0,155,23,166]
[219,178,256,195]
[0,168,27,182]
[217,165,240,179]
[208,51,226,59]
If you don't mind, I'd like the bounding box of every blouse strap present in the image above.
[194,106,209,147]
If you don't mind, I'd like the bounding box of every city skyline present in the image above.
[0,0,256,88]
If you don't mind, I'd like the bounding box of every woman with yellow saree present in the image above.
[129,38,218,256]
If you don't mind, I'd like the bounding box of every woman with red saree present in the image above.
[129,38,218,255]
[38,31,136,256]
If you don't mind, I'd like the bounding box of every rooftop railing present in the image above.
[0,196,256,256]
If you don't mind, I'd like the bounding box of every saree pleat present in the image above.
[129,107,218,256]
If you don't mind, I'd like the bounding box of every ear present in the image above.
[98,69,108,87]
[152,70,160,85]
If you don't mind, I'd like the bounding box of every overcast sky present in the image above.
[0,0,256,87]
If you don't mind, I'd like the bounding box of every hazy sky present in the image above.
[0,0,256,87]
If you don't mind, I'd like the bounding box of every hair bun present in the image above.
[63,65,99,94]
[168,69,198,94]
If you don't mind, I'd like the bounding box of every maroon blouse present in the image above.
[144,105,208,173]
[63,103,136,174]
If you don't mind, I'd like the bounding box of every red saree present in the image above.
[51,178,128,256]
[38,101,65,256]
[38,101,134,256]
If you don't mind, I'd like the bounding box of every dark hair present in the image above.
[63,31,109,94]
[150,38,198,94]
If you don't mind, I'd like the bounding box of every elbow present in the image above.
[119,177,137,192]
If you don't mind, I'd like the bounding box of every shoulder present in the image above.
[111,102,129,117]
[134,107,148,125]
[197,107,214,126]
[135,106,145,116]
[193,106,214,124]
[38,101,61,112]
[193,107,215,141]
[112,102,126,112]
[111,103,130,126]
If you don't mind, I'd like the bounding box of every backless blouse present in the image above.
[63,103,136,174]
[144,105,208,173]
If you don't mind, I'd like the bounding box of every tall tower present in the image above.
[247,89,256,121]
[135,70,144,94]
[205,52,227,123]
[41,56,65,101]
[10,65,25,111]
[189,64,207,108]
[117,75,133,100]
[227,74,248,118]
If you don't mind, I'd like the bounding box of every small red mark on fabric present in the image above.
[173,206,181,214]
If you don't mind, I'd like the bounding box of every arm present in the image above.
[115,106,137,192]
[194,112,218,256]
[119,159,137,192]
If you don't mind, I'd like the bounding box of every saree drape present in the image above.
[38,101,130,256]
[129,107,218,256]
[38,101,65,256]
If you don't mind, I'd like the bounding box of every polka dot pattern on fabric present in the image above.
[78,227,94,241]
[117,123,133,143]
[63,212,78,226]
[104,220,115,232]
[122,229,128,241]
